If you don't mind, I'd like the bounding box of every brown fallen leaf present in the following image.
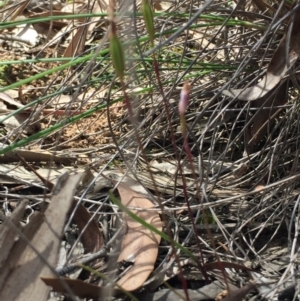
[42,277,114,299]
[71,200,104,254]
[254,185,265,192]
[42,278,227,300]
[0,199,28,268]
[251,0,275,15]
[6,0,30,23]
[223,6,300,101]
[64,0,107,58]
[28,11,69,36]
[0,172,85,301]
[115,182,162,291]
[16,154,55,191]
[153,1,163,11]
[204,261,254,272]
[245,81,288,151]
[64,25,88,58]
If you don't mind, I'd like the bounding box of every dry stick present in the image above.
[16,153,54,191]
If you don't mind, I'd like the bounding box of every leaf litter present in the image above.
[223,5,300,101]
[42,179,163,298]
[1,1,300,300]
[115,181,163,292]
[223,6,300,152]
[0,171,85,301]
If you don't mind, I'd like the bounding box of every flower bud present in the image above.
[178,81,191,115]
[142,0,155,44]
[110,32,125,80]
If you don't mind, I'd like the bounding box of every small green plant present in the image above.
[197,210,216,225]
[0,63,11,86]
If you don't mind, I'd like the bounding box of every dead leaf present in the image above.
[64,25,88,58]
[204,261,254,272]
[0,172,85,301]
[233,162,249,178]
[251,0,275,15]
[2,111,40,135]
[115,182,162,291]
[153,1,173,11]
[44,273,228,300]
[254,185,265,192]
[64,0,107,57]
[24,0,62,12]
[153,1,163,11]
[42,277,113,299]
[71,201,104,254]
[0,199,28,268]
[223,7,300,101]
[0,91,25,109]
[94,0,109,13]
[0,94,40,134]
[16,154,54,191]
[27,11,69,38]
[7,0,30,22]
[245,81,288,151]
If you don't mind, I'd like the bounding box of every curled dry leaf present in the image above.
[42,277,113,299]
[245,81,288,151]
[115,182,162,291]
[64,0,108,57]
[64,26,87,58]
[223,7,300,101]
[71,200,104,254]
[224,7,300,151]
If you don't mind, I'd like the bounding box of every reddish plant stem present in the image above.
[153,58,209,285]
